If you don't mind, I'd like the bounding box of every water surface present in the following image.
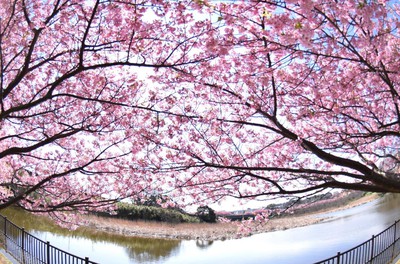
[3,194,400,264]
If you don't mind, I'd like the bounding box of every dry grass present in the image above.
[84,213,325,240]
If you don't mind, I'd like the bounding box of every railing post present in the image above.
[4,217,7,237]
[392,221,398,262]
[47,241,50,264]
[21,228,25,251]
[370,235,375,262]
[85,257,89,264]
[336,252,341,264]
[3,217,7,251]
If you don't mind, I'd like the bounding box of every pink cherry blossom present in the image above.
[0,0,399,228]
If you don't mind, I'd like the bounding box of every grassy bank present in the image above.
[286,191,372,215]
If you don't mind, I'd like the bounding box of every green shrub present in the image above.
[196,206,216,223]
[110,203,200,223]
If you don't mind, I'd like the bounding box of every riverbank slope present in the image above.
[84,193,380,241]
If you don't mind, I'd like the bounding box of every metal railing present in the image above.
[315,220,400,264]
[0,215,97,264]
[1,211,400,264]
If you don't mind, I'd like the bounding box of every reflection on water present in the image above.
[377,193,400,213]
[122,236,180,263]
[0,208,181,263]
[320,193,400,227]
[1,194,400,264]
[195,240,213,249]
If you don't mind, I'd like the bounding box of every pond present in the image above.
[3,194,400,264]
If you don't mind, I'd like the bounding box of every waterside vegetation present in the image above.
[99,202,201,224]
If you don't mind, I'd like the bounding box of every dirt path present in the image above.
[84,193,380,241]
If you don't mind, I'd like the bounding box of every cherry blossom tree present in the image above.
[143,0,400,206]
[1,0,400,222]
[0,0,216,221]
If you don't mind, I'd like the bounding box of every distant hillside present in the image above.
[217,191,368,221]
